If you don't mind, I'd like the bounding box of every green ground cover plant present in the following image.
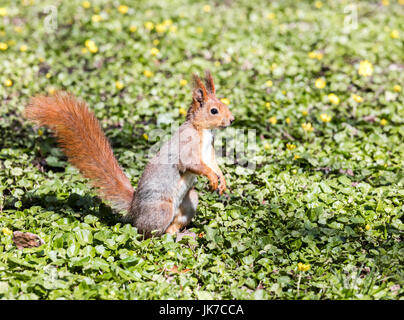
[0,0,403,299]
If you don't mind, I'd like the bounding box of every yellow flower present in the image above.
[302,110,308,117]
[196,27,204,34]
[180,79,188,86]
[266,80,273,87]
[358,60,373,77]
[155,24,166,33]
[144,21,154,30]
[2,228,12,236]
[4,79,13,87]
[298,262,311,272]
[163,19,173,26]
[328,93,340,105]
[115,81,124,90]
[169,25,177,33]
[286,143,296,151]
[214,61,221,67]
[315,1,323,8]
[91,14,102,22]
[266,12,275,20]
[264,143,271,150]
[14,26,23,33]
[320,113,332,122]
[143,133,149,140]
[118,5,129,14]
[271,63,277,70]
[390,30,399,39]
[129,25,137,32]
[380,119,388,126]
[265,102,271,109]
[20,44,28,52]
[82,1,91,9]
[48,87,56,95]
[268,116,277,125]
[0,42,8,51]
[285,117,291,124]
[220,98,230,105]
[302,122,314,132]
[294,154,300,160]
[382,0,389,5]
[393,84,402,92]
[153,39,160,46]
[353,94,363,103]
[150,47,159,56]
[38,128,44,136]
[203,5,211,12]
[365,224,371,231]
[85,39,98,53]
[315,78,326,89]
[46,73,51,79]
[143,70,153,78]
[179,107,187,116]
[0,7,7,16]
[308,51,317,59]
[81,47,88,54]
[399,0,404,5]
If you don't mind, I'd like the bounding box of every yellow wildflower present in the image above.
[179,107,187,116]
[294,154,300,160]
[315,1,323,8]
[118,5,129,14]
[46,73,51,79]
[286,143,296,151]
[144,21,154,30]
[358,60,373,77]
[353,94,363,103]
[0,7,7,16]
[82,1,91,9]
[143,133,149,140]
[20,44,28,52]
[268,116,277,125]
[214,61,221,67]
[399,0,404,5]
[85,39,98,53]
[48,87,56,95]
[196,27,204,34]
[393,84,402,92]
[143,70,153,78]
[264,143,271,150]
[129,25,137,32]
[266,12,275,20]
[320,113,332,122]
[390,30,399,39]
[302,110,308,117]
[0,42,8,51]
[315,78,326,89]
[220,98,230,105]
[266,80,273,87]
[328,93,340,105]
[285,117,291,124]
[180,79,188,86]
[4,79,13,87]
[365,224,371,231]
[169,25,178,33]
[298,262,311,272]
[115,81,124,90]
[203,5,211,12]
[265,102,271,109]
[14,26,23,33]
[163,19,173,26]
[153,39,160,46]
[81,47,88,54]
[150,47,159,56]
[302,122,314,132]
[92,14,102,22]
[155,24,166,33]
[380,119,388,126]
[2,228,12,236]
[382,0,389,5]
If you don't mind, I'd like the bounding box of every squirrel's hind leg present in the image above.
[165,188,198,235]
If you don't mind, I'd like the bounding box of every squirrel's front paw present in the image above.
[218,177,227,195]
[208,174,219,191]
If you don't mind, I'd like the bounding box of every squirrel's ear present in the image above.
[192,73,208,106]
[204,70,215,95]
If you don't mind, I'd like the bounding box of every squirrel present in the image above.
[25,71,234,237]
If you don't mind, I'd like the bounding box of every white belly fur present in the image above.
[201,129,214,170]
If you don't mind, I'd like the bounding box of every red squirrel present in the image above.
[25,71,234,237]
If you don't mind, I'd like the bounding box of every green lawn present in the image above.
[0,0,403,299]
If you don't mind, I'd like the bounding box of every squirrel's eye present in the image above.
[210,108,218,115]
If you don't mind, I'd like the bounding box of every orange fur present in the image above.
[25,91,134,210]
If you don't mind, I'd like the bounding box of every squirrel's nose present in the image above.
[230,116,235,124]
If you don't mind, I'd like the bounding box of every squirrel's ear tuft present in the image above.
[204,70,215,94]
[192,73,208,105]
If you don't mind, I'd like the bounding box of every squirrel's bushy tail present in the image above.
[25,91,134,211]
